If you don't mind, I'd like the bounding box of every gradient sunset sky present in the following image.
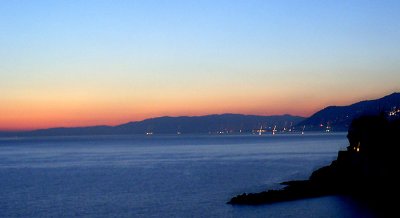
[1,0,400,130]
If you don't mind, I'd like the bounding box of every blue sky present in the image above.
[1,0,400,129]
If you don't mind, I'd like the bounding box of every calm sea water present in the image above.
[0,133,377,217]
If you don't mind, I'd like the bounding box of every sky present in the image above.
[1,0,400,131]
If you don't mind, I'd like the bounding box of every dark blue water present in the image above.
[0,133,377,217]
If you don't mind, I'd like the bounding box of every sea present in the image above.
[0,133,378,217]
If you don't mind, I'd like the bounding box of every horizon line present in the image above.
[2,91,398,132]
[0,113,304,132]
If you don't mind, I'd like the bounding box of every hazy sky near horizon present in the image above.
[1,0,400,130]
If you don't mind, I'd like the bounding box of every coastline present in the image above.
[228,115,400,216]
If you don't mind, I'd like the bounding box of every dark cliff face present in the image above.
[347,115,388,153]
[229,115,400,213]
[307,114,400,186]
[320,115,398,186]
[345,115,400,183]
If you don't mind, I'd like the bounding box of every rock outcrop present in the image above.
[228,115,400,215]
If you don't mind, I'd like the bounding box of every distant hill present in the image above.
[298,92,400,131]
[4,93,398,137]
[0,114,305,137]
[115,114,304,134]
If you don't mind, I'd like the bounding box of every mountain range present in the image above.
[0,114,304,137]
[298,92,400,131]
[1,92,399,137]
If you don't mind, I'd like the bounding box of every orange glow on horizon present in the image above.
[0,99,312,131]
[1,89,391,131]
[2,1,400,132]
[0,98,323,131]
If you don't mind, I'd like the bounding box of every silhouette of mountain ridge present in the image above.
[0,114,304,137]
[298,92,400,131]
